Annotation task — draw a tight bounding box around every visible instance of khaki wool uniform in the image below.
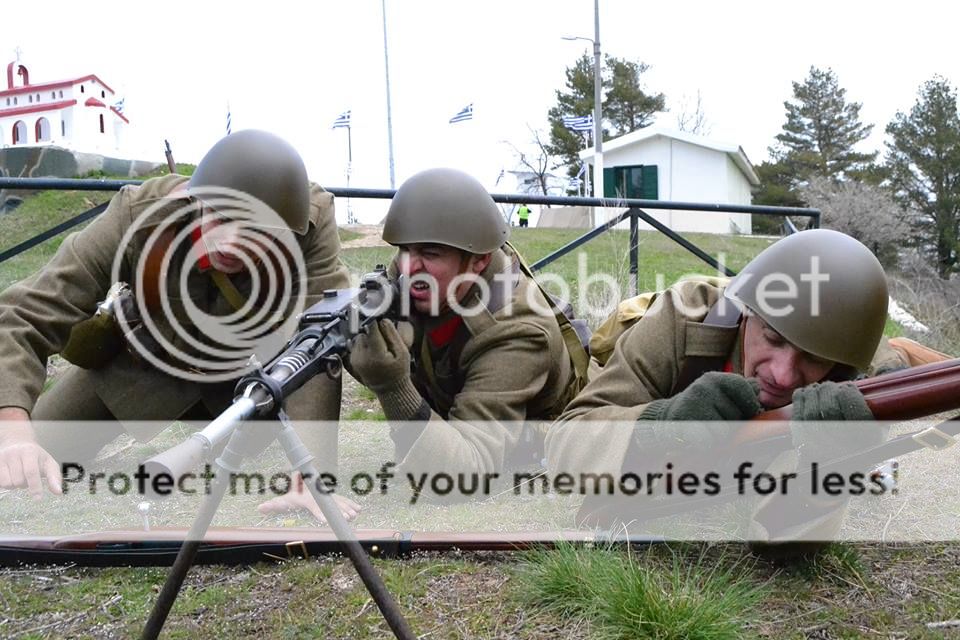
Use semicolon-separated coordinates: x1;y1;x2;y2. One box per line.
546;279;902;542
0;174;349;465
383;244;577;479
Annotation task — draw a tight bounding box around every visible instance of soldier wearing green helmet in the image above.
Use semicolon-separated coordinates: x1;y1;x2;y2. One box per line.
369;169;588;477
0;130;358;521
546;229;907;553
267;167;588;514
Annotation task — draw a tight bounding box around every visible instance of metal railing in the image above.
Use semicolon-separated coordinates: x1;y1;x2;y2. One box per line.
0;177;821;295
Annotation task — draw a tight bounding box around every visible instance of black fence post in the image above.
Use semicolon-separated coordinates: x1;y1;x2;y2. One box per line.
629;209;639;296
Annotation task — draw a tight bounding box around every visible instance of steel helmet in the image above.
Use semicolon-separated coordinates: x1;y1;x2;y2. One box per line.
724;229;888;371
382;168;509;253
188;129;311;235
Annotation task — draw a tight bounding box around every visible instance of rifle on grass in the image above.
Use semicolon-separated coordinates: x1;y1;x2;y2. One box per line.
0;529;664;567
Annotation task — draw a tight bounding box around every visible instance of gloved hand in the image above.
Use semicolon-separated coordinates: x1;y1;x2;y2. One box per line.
349;319;411;392
640;372;762;422
349;319;427;421
790;381;886;464
633;372;761;454
791;381;873;422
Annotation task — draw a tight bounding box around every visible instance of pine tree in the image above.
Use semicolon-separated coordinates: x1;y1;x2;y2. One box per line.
604;57;665;136
546;55;595;176
546;54;664;176
885;76;960;278
770;66;876;182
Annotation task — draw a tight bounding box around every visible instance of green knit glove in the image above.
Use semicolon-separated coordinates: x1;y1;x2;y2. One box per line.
790;381;884;463
640;372;762;422
791;381;873;422
349;319;427;420
632;372;761;454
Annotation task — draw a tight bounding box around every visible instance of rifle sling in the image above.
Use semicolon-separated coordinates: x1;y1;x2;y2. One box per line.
209;270;248;312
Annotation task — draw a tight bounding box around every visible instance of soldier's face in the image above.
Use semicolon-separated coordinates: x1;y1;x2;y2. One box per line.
397;244;490;315
200;207;261;274
742;315;835;409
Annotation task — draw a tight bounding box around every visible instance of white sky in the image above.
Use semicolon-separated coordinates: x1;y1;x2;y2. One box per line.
10;0;960;223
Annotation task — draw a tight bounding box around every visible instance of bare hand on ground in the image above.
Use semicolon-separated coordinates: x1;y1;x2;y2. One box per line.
257;471;361;523
0;408;62;498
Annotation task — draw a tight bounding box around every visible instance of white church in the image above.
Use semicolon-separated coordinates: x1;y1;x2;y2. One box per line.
0;57;128;153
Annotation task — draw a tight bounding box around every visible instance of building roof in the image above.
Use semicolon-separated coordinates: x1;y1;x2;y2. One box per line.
579;126;760;186
1;71;116;98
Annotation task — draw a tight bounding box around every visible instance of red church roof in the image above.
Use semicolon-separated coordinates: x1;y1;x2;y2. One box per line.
2;71;115;97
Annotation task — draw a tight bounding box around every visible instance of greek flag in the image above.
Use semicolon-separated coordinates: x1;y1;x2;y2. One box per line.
576;163;587;178
226;106;232;135
449;103;473;124
562;114;593;132
331;110;351;129
112;98;125;114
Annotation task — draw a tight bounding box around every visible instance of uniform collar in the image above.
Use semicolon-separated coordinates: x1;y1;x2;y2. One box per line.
190;224;213;273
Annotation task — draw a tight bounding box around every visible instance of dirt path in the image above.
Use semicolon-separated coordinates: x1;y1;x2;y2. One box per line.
341;225;389;249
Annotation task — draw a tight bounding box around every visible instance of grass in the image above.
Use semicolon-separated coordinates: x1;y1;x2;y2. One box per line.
337;227;363;244
515;543;766;640
0;195;945;639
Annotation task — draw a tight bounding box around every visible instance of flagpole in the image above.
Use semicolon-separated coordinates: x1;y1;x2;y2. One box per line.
381;0;396;189
346;124;355;224
583;132;591;199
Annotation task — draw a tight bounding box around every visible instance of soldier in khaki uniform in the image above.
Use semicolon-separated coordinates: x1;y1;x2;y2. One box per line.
547;229;897;552
0;130;357;519
261;168;587;514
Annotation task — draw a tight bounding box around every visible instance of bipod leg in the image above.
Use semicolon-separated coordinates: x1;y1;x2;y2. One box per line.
140;421;275;639
275;418;416;640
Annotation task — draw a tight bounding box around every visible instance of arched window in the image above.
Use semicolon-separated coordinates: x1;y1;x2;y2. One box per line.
58;90;63;98
12;121;27;145
99;113;105;134
35;117;51;142
80;85;85;94
100;90;105;98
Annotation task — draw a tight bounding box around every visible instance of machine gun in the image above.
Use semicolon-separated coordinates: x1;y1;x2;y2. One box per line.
140;265;416;640
143;265;403;480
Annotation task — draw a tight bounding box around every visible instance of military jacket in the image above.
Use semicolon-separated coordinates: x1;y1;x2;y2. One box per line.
0;174;349;425
390;245;576;476
545;279;902;543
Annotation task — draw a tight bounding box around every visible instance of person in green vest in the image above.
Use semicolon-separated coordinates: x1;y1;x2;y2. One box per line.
0;130;359;521
516;203;531;228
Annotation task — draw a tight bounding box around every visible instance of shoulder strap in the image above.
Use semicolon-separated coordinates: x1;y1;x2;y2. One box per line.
672;296;742;393
505;242;591;390
141;226;177;314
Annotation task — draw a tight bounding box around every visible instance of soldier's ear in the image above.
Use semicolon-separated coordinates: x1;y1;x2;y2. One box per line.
469;252;493;274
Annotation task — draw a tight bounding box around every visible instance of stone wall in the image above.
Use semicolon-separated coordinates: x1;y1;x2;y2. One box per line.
0;145;159;179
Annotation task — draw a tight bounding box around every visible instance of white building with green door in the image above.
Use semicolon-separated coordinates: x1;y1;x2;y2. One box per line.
579;127;759;234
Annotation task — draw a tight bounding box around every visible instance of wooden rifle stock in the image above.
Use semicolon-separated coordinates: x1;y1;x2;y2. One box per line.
736;357;960;444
